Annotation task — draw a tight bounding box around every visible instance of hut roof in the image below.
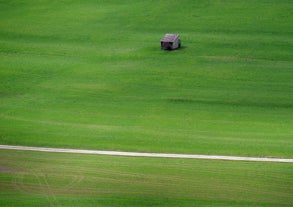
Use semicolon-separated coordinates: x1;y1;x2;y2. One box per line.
160;34;179;42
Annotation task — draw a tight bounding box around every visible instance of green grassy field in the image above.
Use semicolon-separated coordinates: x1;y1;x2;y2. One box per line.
1;0;293;157
0;150;292;207
0;0;293;206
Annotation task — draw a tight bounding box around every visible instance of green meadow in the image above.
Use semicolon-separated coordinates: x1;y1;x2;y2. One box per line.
0;0;293;206
1;0;293;157
0;150;292;207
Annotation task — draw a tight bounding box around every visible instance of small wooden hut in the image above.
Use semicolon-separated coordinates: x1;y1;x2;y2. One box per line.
160;34;181;50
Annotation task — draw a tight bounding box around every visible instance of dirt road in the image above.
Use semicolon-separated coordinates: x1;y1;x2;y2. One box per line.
0;144;292;163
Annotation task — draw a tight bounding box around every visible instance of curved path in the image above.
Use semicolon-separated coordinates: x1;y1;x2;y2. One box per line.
0;144;292;163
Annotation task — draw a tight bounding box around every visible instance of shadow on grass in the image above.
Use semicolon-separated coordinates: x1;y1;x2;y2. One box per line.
160;45;187;52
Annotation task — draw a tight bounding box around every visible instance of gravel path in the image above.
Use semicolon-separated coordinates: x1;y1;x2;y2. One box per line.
1;144;292;163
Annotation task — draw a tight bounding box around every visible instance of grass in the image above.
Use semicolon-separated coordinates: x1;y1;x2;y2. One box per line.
0;149;292;207
0;1;293;205
1;0;292;157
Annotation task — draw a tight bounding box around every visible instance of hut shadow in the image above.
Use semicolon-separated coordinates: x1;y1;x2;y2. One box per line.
161;45;187;51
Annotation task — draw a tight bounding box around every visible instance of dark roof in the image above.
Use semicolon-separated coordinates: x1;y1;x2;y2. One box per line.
160;34;179;42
